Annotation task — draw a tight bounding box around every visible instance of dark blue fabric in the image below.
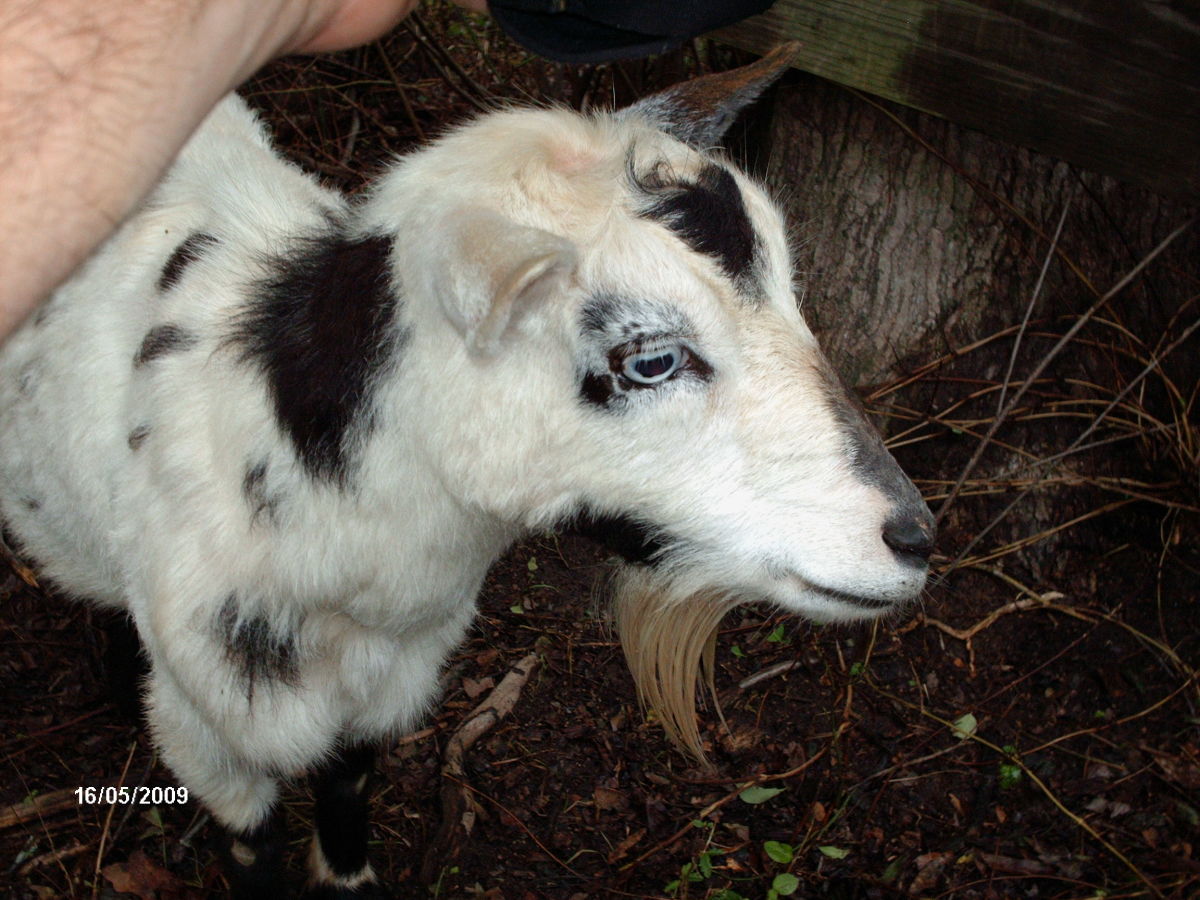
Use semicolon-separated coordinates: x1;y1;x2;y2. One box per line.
490;0;775;63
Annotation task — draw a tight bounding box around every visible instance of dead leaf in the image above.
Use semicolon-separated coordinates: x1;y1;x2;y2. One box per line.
910;851;952;893
101;850;182;899
475;648;500;667
462;676;495;699
593;786;625;811
605;828;646;863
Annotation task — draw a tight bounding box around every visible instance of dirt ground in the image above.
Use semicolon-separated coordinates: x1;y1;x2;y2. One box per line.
2;7;1197;899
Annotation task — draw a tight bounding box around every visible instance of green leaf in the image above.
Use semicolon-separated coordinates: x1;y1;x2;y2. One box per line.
509;604;524;615
998;762;1022;789
697;851;714;878
950;712;977;740
772;872;800;895
766;624;786;643
731;644;746;658
818;845;850;859
526;556;538;572
880;858;903;883
739;785;785;805
763;840;794;864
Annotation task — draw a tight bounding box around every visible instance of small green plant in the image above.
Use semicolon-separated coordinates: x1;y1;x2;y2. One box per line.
763;840;794;864
769;872;800;897
761;840;799;898
428;865;460;898
738;785;785;805
998;744;1023;789
766;623;787;644
663;821;718;896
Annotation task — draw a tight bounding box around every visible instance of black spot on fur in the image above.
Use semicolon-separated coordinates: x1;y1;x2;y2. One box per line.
158;232;217;292
311;744;376;882
242;459;277;525
218;594;299;695
562;508;667;565
19;497;40;512
127;423;151;450
580;371;619;408
133;324;197;368
17;363;39;397
635;161;758;291
230;233;405;484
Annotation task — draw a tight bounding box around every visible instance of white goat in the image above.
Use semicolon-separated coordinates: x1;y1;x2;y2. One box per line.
0;48;933;899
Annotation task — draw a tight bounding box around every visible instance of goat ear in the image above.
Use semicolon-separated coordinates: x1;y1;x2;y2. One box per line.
622;43;798;148
435;210;577;355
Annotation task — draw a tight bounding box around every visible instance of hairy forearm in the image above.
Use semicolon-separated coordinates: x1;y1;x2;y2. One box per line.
0;0;430;335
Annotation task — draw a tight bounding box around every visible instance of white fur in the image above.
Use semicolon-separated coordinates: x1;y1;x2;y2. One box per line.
0;94;928;835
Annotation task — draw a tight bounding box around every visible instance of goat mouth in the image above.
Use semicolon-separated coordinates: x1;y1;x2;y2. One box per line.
775;574;909;616
812;586;897;610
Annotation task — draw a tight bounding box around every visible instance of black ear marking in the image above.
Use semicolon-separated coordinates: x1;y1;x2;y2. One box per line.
229;231;407;485
622;43;798;148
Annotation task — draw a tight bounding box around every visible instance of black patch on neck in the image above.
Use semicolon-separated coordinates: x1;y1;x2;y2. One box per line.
634;161;758;291
561;508;667;566
230;233;404;484
158;232;217;292
133;324;197;368
217;594;300;697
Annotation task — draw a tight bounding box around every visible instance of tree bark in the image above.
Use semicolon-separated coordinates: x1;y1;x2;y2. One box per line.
764;74;1199;388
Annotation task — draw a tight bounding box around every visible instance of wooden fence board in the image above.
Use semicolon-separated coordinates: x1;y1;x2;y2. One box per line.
719;0;1200;199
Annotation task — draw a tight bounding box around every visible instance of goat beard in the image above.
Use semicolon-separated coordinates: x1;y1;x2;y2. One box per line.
612;565;740;764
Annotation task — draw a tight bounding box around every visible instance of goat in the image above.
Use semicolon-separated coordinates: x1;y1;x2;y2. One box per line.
0;47;933;898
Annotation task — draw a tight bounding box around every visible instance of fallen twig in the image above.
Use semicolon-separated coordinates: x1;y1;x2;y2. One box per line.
420;651;540;883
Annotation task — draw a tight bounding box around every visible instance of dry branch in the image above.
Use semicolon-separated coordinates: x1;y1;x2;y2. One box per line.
420;652;539;883
0;786;96;831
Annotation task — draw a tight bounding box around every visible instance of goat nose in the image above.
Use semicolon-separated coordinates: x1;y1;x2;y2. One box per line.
883;514;935;564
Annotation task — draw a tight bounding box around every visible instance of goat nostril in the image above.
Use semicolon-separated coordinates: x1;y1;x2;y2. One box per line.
883;516;935;563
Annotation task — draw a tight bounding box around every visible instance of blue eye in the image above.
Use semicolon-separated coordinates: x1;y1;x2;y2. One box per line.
622;345;687;385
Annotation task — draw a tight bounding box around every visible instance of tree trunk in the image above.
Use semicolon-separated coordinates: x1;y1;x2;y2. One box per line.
764;73;1199;387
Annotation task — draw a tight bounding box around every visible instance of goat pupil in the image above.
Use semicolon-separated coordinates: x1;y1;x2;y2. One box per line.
636;353;674;378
